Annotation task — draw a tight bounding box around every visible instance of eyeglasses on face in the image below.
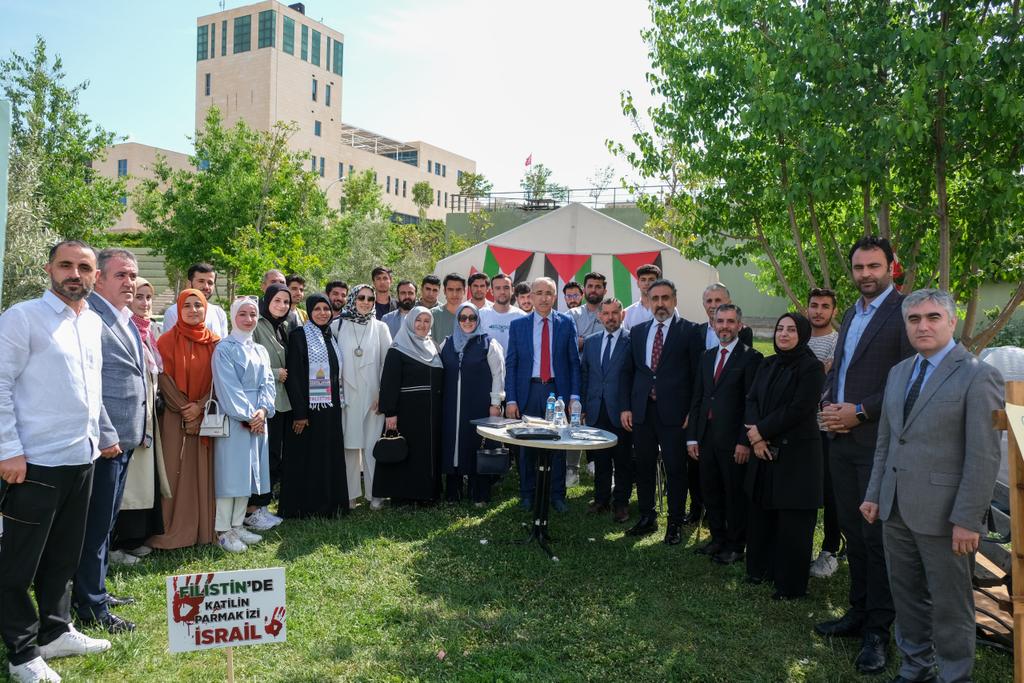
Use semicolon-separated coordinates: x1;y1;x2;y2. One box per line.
355;295;375;302
564;293;582;300
458;315;478;322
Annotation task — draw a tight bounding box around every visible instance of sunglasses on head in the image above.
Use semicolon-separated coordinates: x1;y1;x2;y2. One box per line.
458;315;478;322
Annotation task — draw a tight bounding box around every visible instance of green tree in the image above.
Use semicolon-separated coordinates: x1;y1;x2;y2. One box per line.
456;171;493;200
456;171;495;240
133;107;334;299
615;0;1024;351
3;146;59;309
411;181;433;223
1;36;125;242
520;164;553;200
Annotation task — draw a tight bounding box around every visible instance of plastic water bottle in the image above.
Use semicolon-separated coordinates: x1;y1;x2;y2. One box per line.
570;400;582;428
554;396;566;428
545;393;556;423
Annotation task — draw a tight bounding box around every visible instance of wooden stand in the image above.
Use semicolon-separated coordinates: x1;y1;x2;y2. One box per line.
995;381;1023;682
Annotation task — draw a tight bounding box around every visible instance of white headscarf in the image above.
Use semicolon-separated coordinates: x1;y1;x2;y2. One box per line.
229;296;259;345
391;306;442;367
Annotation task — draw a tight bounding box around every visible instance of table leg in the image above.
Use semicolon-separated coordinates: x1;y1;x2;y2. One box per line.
516;448;557;559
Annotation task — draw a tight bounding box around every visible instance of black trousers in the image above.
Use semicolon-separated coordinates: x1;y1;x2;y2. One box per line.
0;462;93;665
746;503;817;597
686;445;703;515
819;433;841;554
633;399;686;524
250;410;289;508
831;436;895;637
698;440;747;551
592;409;633;507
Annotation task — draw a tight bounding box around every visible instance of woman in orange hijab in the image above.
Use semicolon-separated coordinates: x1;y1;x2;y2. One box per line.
148;290;220;550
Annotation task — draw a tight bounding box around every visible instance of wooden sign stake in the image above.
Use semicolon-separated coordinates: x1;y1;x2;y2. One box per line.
226;646;235;683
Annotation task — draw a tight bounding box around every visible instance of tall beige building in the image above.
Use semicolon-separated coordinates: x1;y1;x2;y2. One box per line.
194;0;474;221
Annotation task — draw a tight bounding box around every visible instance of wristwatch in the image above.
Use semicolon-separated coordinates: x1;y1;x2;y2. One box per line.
855;403;868;423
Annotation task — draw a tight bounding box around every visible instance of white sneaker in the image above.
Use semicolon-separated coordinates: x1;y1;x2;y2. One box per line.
9;657;62;682
809;550;839;578
38;625;111;659
369;497;384;511
260;507;283;527
108;550;140;566
235;527;262;545
565;469;580;488
349;498;361;510
218;530;247;553
127;545;152;558
243;509;275;531
586;461;596;476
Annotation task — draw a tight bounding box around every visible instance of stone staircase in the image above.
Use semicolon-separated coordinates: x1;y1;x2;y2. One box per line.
133;247;178;318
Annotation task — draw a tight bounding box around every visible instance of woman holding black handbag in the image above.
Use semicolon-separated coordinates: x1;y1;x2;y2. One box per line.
375;307;444;504
743;312;825;599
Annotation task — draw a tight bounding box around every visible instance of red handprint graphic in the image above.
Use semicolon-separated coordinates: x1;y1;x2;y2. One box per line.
171;574;214;624
264;606;286;637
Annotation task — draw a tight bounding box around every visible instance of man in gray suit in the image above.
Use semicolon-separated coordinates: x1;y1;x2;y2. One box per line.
73;248;147;634
861;289;1003;683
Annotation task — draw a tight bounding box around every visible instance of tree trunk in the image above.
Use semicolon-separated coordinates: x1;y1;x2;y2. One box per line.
778;155;816;288
966;281;1024;353
960;283;980;345
753;215;803;310
807;194;831;289
862;182;872;235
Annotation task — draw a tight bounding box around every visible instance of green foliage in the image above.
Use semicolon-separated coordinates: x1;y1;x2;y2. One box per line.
615;1;1024;351
0;36;125;242
520;163;553;200
411;180;433;223
456;171;493;198
134;108;334;298
2;145;58;309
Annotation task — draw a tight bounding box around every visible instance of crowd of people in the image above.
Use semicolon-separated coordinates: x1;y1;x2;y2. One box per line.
0;237;1005;683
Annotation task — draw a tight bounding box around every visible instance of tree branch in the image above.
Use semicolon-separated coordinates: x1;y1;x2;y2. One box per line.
807;194;831;288
753;215;803;310
967;281;1024;353
779;154;817;288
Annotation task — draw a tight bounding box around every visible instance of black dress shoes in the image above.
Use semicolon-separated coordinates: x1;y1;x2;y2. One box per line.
889;676;936;683
682;508;703;525
83;612;136;634
854;633;888;675
814;611;865;638
626;516;657;537
696;539;723;556
663;524;682;545
105;594;136;607
613;505;629;523
712;549;744;565
587;501;611;515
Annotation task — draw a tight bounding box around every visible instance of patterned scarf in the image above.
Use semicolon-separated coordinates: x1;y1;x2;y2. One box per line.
340;284;375;325
303;293;334;410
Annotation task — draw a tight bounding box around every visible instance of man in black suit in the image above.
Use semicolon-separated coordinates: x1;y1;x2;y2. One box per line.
620;279;702;545
814;237;914;676
686;304;762;564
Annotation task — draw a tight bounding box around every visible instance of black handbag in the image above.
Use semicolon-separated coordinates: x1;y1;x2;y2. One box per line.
476;439;510;475
373;430;408;464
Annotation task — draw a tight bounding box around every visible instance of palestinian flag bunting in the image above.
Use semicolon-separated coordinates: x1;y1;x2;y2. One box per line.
481;245;535;284
544;253;592;310
611;251;662;307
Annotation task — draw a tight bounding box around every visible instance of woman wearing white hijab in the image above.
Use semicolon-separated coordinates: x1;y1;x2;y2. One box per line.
376;307;444;504
211;296;276;552
338;284;393;510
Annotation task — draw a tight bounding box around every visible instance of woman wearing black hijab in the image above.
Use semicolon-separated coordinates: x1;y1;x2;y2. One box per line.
280;293;349;518
743;312;825;599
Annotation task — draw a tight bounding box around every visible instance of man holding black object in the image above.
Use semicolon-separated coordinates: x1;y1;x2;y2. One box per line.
687;304;762;564
620;279;702;545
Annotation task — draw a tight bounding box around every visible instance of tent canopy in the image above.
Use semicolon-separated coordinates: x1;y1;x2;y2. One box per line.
434;203;719;320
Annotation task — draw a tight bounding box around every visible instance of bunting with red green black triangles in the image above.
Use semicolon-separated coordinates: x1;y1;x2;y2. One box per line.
611;251;662;307
544;253;592;310
481;245;535;284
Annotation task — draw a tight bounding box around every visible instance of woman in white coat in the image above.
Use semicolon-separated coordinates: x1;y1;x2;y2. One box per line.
337;284;392;510
211;297;277;552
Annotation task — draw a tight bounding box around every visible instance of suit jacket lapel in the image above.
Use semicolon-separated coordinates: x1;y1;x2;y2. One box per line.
849;293;900;367
91;293;136;361
902;345;965;432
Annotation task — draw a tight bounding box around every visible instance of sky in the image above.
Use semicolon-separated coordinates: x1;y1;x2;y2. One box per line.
0;0;658;193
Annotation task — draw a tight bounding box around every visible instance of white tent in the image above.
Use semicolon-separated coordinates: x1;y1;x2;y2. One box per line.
434;203;719;320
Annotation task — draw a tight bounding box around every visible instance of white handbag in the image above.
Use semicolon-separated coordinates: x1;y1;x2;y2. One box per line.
199;398;230;438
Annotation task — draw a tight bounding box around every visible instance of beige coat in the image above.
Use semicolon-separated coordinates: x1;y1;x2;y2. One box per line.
338;318;391;449
121;357;171;510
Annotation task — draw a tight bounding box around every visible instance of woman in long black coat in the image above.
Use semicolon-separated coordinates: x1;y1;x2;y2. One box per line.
744;312;825;599
280;294;348;519
376;307;444;503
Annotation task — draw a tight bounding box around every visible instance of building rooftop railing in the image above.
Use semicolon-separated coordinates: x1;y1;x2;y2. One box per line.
450;184;673;213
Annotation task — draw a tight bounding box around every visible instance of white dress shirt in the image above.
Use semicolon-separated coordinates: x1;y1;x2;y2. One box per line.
530;311;557;378
599;327;623;360
0;291;106;465
644;314;677;367
623;301;681;331
163;300;229;338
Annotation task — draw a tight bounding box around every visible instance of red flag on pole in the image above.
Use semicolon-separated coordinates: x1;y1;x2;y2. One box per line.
525;154;532;167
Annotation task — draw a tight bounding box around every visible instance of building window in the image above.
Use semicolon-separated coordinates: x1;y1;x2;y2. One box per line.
310;30;321;66
319;157;325;177
326;38;331;68
442;164;447;178
210;22;215;57
221;20;227;56
349;164;354;176
118;195;127;206
233;15;251;53
457;170;463;183
300;25;308;60
338;162;344;179
325;83;331;107
197;25;209;60
117;159;128;177
427;160;432;173
204;73;211;96
386;176;391;193
437;190;441;206
332;41;344;76
402;180;407;197
444;192;448;208
311;156;316;172
314;120;321;137
311;78;317;102
199;159;210;170
257;10;275;48
282;16;295;54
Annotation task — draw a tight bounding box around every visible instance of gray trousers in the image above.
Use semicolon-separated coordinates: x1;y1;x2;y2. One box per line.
884;501;975;683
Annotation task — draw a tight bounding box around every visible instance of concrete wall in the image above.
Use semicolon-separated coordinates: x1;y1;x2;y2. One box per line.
94;142;193;232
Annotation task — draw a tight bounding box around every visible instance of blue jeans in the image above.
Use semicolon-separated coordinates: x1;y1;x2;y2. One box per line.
516;382;566;504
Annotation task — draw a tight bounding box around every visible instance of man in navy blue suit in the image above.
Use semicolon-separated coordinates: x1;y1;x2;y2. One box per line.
620;279;702;545
580;297;633;523
505;277;581;512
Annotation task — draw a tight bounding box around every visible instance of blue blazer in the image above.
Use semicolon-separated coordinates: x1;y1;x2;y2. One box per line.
580;328;631;429
505;311;581;408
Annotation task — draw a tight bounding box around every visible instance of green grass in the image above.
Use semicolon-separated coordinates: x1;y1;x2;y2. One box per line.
8;475;1011;682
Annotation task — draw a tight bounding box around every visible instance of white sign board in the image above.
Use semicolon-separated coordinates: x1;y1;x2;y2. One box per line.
1007;402;1024;462
166;567;286;653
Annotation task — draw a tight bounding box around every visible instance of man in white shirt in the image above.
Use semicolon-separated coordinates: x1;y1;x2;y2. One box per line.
0;241;114;683
622;263;664;330
162;263;228;336
478;273;524;350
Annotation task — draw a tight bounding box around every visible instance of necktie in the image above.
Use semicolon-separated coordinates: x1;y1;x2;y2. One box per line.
713;347;729;383
601;333;613;370
540;317;552;382
649;323;664;400
903;358;929;422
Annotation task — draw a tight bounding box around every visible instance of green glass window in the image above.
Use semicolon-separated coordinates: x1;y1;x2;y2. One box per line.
209;22;215;57
282;16;295;55
257;10;275;48
332;41;343;76
197;25;209;61
221;20;227;56
300;25;308;60
233;15;251;54
310;30;321;66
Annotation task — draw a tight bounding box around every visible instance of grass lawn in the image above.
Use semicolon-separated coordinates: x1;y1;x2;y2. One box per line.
12;473;1012;683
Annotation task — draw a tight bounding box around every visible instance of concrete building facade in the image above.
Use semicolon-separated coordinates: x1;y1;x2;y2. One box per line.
95;142;192;233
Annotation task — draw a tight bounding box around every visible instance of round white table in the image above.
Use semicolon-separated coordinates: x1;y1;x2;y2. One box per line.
476;424;618;560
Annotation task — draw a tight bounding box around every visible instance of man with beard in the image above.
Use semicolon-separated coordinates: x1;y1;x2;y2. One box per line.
479;273;525;351
562;281;584;310
381;280;418;338
286;274;307;325
325;280;348;316
417;275;441;309
569;272;606;351
697;284;752;350
371;266;398;320
623;264;678;330
162;263;228;336
514;282;533;313
430;274;466;345
467;272;494;310
0;241;116;683
814;237;913;676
